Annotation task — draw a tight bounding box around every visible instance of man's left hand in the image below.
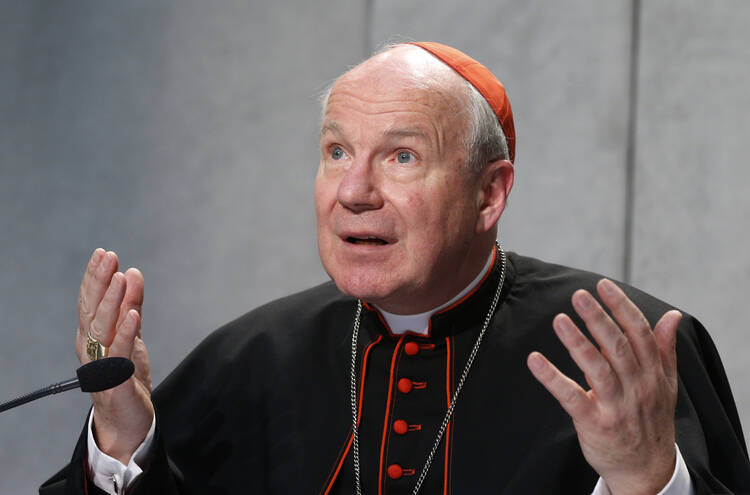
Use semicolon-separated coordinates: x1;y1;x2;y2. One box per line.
527;278;681;495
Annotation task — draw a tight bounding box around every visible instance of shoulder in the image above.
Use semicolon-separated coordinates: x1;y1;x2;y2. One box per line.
195;280;356;358
504;251;716;361
153;281;356;407
506;252;678;323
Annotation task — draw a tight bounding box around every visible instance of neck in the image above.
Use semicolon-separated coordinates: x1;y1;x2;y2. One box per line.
374;247;495;335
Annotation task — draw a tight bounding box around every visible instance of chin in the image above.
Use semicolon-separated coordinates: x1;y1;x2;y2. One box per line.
329;267;400;304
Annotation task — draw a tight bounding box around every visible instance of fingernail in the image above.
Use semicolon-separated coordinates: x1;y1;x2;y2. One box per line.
574;292;593;310
528;353;544;371
99;253;112;270
92;249;104;265
600;279;616;295
555;315;572;336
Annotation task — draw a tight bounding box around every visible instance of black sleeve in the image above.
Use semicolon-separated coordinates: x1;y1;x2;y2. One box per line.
674;316;750;494
38;417;99;495
40;312;272;495
39;409;184;495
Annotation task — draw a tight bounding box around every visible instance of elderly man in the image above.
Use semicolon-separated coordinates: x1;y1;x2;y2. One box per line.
42;42;749;494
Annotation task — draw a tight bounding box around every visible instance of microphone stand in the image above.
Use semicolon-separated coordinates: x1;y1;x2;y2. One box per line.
0;357;135;414
0;378;81;413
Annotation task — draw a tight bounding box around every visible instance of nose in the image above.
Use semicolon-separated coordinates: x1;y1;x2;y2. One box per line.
336;157;384;213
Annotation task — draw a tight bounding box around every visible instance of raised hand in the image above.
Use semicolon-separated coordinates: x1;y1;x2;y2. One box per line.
75;248;154;464
527;278;681;495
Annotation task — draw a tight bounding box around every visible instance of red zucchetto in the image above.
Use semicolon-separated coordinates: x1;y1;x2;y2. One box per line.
409;41;516;163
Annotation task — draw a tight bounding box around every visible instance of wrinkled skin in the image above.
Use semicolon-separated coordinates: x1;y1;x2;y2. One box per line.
75;249;152;464
315;45;512;314
528;279;680;494
74;45;678;494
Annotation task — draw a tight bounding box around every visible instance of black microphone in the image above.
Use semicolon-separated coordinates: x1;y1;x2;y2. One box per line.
0;357;135;413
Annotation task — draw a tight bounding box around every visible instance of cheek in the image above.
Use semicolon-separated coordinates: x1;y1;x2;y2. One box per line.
396;192;428;233
314;174;344;265
415;185;476;240
314;173;336;217
404;192;424;210
315;183;335;267
314;188;334;248
402;181;467;225
397;191;448;250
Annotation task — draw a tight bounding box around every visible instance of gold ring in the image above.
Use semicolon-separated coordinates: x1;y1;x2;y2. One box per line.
86;331;108;361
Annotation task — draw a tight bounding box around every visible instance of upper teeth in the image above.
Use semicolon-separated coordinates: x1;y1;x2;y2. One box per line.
350;236;384;244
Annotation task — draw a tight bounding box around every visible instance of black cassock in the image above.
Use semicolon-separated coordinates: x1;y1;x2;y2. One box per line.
41;252;750;494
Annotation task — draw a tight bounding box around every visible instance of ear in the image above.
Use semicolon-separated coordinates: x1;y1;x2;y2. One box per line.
475;159;514;234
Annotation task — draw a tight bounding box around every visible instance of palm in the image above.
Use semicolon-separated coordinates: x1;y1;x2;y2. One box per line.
75;249;154;464
528;279;680;495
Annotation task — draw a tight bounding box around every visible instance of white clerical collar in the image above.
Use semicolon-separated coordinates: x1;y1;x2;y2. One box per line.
374;249;495;336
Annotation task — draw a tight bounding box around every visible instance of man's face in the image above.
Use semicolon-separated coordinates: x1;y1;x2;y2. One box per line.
315;48;486;314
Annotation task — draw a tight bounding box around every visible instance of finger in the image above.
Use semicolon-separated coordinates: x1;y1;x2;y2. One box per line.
527;351;593;419
109;309;140;360
132;336;152;392
77;249;106;330
552;314;621;401
81;249;106;288
89;272;127;347
597;279;660;370
111;311;152;393
571;289;640;380
78;250;119;334
653;310;681;385
116;268;145;335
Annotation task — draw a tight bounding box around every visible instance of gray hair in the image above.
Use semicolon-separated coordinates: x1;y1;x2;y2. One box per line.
318;45;510;176
463;80;510;175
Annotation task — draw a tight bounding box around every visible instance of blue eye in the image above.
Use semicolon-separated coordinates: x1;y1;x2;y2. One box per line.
397;151;413;163
331;147;344;160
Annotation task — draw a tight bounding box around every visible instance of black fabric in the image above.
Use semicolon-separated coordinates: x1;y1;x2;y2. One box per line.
40;253;750;494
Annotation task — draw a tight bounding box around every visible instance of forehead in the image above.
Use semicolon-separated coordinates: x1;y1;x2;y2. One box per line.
322;47;470;137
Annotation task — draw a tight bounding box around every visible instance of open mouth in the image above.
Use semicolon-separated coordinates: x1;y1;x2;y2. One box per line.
346;236;388;246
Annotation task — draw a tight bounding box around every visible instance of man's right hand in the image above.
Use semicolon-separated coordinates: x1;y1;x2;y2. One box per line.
75;248;154;465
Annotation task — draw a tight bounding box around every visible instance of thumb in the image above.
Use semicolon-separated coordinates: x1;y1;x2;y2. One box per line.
132;336;152;392
654;310;681;385
109;309;140;359
110;310;152;393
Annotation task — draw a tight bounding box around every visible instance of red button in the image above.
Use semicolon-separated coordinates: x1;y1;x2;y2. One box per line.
404;342;419;356
387;464;403;479
397;378;413;394
393;419;408;435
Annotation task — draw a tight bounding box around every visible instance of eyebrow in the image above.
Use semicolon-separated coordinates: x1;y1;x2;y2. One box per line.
320;121;341;138
383;127;429;141
320;121;429;142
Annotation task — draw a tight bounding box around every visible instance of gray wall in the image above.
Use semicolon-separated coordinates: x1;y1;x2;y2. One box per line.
1;1;747;492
